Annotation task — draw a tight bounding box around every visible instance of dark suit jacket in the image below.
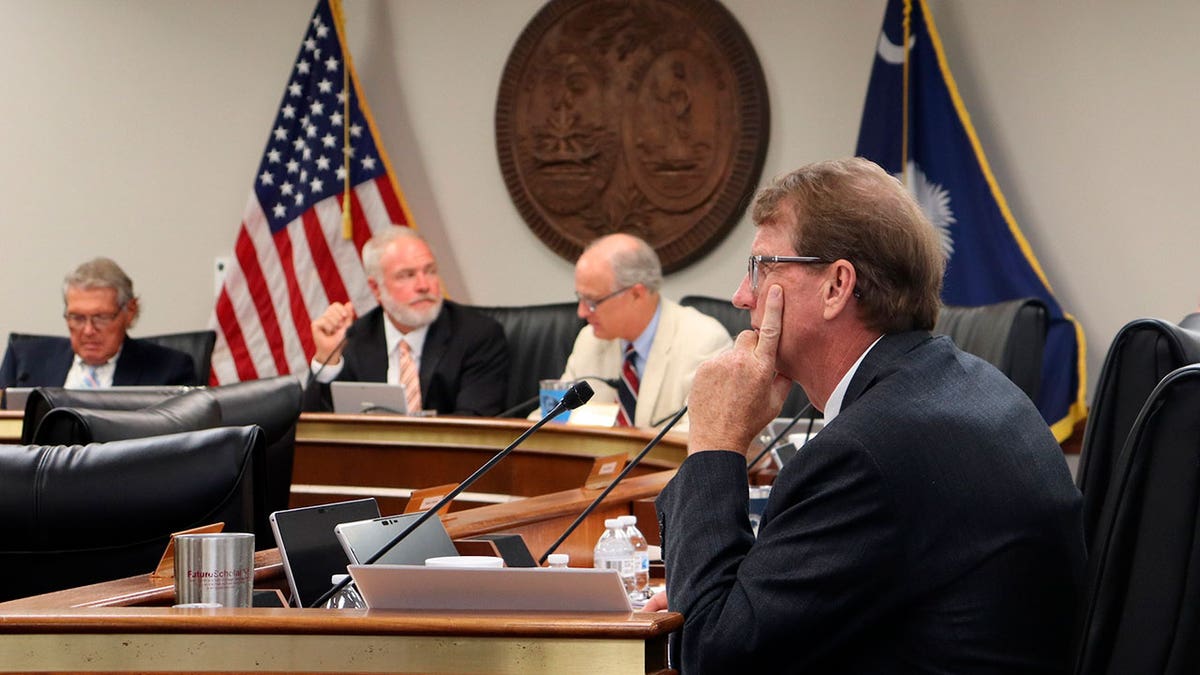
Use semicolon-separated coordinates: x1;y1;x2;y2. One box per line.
303;301;510;416
656;332;1086;674
0;335;196;388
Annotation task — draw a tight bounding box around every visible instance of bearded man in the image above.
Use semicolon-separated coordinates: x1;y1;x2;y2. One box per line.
302;226;509;416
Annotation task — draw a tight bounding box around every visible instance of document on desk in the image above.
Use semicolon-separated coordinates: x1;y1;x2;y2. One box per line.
348;564;633;613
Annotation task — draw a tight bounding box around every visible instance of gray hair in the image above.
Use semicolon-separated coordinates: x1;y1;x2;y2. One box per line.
361;226;427;279
62;257;137;308
587;234;663;293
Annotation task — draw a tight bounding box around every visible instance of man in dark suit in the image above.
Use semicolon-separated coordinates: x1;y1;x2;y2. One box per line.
0;258;196;389
649;158;1085;673
303;226;509;416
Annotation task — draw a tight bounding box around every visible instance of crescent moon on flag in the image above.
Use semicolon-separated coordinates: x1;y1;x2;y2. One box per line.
876;32;915;65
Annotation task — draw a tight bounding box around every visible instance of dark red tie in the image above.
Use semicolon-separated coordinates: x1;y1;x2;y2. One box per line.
616;343;639;427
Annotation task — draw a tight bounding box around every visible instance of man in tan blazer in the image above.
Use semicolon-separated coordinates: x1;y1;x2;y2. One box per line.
559;233;731;428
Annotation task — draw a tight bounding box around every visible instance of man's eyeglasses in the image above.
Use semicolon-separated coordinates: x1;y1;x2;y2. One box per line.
575;286;633;313
64;310;122;330
747;255;828;294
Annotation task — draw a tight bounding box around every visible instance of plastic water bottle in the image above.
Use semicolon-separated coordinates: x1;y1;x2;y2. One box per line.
323;574;366;609
593;518;636;593
546;553;570;569
619;515;650;600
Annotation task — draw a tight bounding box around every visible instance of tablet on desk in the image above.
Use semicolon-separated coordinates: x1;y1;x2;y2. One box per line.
330;381;409;415
269;498;381;608
334;511;459;566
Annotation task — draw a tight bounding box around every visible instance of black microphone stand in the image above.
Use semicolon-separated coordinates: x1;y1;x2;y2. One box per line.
537;403;688;565
309;381;595;608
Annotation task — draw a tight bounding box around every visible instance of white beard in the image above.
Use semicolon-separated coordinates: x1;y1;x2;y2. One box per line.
379;292;443;330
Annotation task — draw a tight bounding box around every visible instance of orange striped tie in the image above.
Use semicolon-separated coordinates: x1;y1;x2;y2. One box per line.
398;341;423;413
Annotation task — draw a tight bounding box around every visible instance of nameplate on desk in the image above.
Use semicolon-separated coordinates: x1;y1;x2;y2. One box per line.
583;452;629;490
348;564;633;613
405;483;459;513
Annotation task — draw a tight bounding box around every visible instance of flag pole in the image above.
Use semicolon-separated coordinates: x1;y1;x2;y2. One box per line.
333;0;353;240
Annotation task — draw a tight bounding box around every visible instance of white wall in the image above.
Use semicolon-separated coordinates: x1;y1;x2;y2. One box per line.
1;0;1197;405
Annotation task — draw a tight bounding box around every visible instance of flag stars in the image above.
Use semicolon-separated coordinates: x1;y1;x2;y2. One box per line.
304;38;316;52
292;138;306;152
361;155;377;170
350;123;362;138
267;149;281;164
310;101;324;116
311;178;324;193
273;203;286;218
281;104;296;119
259;170;274;186
330;112;343;127
336;89;347;104
322;133;336;148
281;182;294;196
286;160;299;174
294;193;305;206
305;124;318;138
316;155;331;170
302;147;312;161
297;59;311;75
318;79;333;94
325;56;340;71
336;164;347;180
273;126;288;141
316;24;329;38
288;82;302;97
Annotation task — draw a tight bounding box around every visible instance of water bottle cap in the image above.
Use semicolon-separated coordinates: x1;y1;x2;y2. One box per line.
547;553;569;566
618;515;636;526
604;518;620;528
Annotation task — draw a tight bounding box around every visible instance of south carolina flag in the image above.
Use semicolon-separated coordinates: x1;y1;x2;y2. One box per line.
855;0;1087;441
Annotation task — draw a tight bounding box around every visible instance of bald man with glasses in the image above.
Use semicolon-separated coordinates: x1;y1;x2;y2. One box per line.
0;257;196;389
554;233;731;429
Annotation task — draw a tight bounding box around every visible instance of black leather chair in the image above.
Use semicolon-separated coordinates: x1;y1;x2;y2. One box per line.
6;330;214;387
20;385;192;443
141;330;217;385
933;298;1048;402
205;376;304;544
1072;364;1200;674
26;377;303;548
0;425;262;602
1180;312;1200;331
470;302;585;417
30;388;222;445
1076;319;1200;551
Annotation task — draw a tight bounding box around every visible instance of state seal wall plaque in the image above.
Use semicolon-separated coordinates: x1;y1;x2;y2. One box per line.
495;0;769;273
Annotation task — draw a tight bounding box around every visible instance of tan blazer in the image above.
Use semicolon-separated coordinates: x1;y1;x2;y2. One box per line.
559;298;732;428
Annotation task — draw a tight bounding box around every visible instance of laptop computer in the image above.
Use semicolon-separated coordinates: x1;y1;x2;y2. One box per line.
348;564;633;613
334;511;460;566
329;381;409;415
268;498;381;608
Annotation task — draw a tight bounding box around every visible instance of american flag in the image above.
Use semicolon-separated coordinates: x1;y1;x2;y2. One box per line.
209;0;412;385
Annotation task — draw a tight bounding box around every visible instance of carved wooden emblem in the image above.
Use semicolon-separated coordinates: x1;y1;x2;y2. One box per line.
496;0;769;272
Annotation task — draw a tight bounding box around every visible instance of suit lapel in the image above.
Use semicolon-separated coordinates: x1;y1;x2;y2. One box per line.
112;338;138;386
419;303;453;394
635;300;675;427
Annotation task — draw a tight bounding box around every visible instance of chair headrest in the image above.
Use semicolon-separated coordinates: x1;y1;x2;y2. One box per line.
32;388;221;445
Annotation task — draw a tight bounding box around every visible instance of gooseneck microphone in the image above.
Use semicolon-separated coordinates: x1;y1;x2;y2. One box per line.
309;380;595;608
746;402;817;472
537;403;688;565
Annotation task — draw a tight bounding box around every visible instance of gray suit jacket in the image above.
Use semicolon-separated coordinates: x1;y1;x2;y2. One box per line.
656;331;1085;674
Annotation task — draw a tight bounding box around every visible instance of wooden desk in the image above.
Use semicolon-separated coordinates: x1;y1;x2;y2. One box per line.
0;411;19;443
0;474;682;674
293;413;684;511
0;607;680;674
